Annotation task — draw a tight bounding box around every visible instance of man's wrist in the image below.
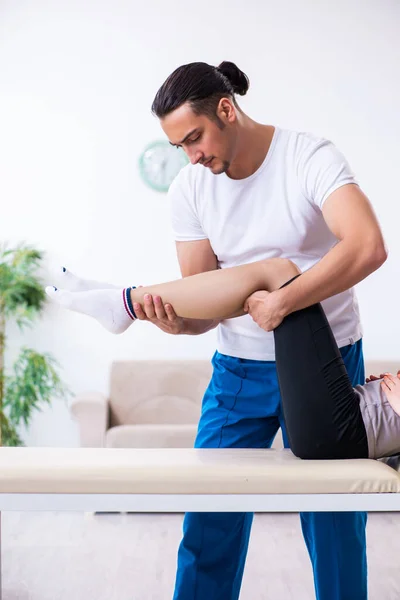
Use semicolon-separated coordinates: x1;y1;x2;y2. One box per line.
276;286;295;318
182;317;219;336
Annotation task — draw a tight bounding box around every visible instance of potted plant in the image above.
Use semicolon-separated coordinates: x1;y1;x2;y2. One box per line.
0;243;69;446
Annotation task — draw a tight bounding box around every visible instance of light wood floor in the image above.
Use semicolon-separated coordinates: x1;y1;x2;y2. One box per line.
2;511;399;599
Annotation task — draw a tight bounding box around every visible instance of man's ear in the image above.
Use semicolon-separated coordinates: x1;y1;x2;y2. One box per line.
216;97;236;124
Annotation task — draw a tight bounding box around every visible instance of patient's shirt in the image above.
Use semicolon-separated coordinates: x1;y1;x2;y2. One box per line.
355;379;400;458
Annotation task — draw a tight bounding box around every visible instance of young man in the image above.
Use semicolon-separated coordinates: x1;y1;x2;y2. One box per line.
134;61;387;599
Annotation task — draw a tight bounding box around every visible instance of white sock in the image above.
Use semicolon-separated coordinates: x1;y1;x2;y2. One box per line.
59;267;119;292
45;286;136;334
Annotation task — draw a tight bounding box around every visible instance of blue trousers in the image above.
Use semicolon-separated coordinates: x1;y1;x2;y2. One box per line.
173;340;367;600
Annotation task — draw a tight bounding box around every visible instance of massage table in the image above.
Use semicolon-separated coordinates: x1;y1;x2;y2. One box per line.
0;447;399;598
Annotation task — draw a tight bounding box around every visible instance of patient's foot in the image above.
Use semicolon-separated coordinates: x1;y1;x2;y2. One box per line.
59;267;119;292
45;286;136;334
381;371;400;416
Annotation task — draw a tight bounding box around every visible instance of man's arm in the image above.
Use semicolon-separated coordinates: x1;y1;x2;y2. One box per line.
280;184;387;311
176;239;221;334
133;238;221;335
246;184;387;331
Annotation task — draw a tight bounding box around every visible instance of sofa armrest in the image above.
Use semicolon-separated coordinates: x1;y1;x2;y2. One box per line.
68;392;110;448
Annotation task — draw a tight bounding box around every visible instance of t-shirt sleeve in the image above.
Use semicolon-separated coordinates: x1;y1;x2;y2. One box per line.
300;137;358;210
168;171;208;242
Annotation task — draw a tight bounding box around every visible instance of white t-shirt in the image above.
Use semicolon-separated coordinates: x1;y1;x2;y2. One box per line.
168;127;363;361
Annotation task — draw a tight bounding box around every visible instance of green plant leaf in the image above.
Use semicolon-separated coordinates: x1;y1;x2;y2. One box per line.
4;347;70;427
0;242;70;447
0;243;46;324
0;413;24;446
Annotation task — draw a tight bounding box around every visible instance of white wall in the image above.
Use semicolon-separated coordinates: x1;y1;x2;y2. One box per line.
0;0;399;446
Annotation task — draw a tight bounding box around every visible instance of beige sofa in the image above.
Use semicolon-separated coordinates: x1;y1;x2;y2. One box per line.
69;361;212;449
69;359;399;450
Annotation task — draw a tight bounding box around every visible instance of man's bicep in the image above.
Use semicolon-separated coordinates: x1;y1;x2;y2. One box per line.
322;183;386;245
176;239;218;277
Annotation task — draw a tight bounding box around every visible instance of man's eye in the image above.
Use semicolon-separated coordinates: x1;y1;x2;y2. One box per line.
187;135;200;144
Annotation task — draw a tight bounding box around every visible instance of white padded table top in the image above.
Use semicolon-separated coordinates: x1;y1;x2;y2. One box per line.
0;447;399;495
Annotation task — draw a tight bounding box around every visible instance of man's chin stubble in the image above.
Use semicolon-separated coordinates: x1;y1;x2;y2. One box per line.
212;161;230;175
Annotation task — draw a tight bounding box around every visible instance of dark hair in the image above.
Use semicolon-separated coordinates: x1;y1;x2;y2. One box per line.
151;61;250;121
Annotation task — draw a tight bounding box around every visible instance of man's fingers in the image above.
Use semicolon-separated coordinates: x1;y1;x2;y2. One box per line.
143;294;156;319
132;294;179;327
244;299;253;314
165;304;177;322
153;296;167;320
133;303;147;321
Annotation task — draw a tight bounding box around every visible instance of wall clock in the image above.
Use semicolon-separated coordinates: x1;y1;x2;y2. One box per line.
138;140;189;193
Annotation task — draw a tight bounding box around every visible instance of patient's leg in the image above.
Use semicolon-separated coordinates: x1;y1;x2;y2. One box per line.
130;258;300;320
45;258;300;334
274;285;369;460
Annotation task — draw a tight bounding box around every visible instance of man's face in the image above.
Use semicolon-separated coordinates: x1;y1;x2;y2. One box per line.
161;101;237;175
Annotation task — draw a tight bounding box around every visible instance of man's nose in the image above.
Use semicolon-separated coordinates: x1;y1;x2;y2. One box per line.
189;150;203;165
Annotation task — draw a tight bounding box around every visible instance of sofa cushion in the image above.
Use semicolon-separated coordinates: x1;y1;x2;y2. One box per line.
105;424;198;449
108;360;212;426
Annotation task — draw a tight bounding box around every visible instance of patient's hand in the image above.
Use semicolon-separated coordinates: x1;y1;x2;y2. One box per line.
380;371;400;416
366;373;386;383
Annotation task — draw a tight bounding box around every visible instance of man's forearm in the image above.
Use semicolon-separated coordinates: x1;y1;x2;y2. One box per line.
280;239;387;314
181;317;220;335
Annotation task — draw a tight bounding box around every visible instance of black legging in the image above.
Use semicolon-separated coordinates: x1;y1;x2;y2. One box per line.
274;277;369;460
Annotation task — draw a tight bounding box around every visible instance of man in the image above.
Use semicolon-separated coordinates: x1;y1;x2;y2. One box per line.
133;61;387;600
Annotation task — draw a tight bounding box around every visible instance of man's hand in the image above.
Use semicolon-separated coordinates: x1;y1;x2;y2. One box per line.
133;294;185;335
244;289;288;332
